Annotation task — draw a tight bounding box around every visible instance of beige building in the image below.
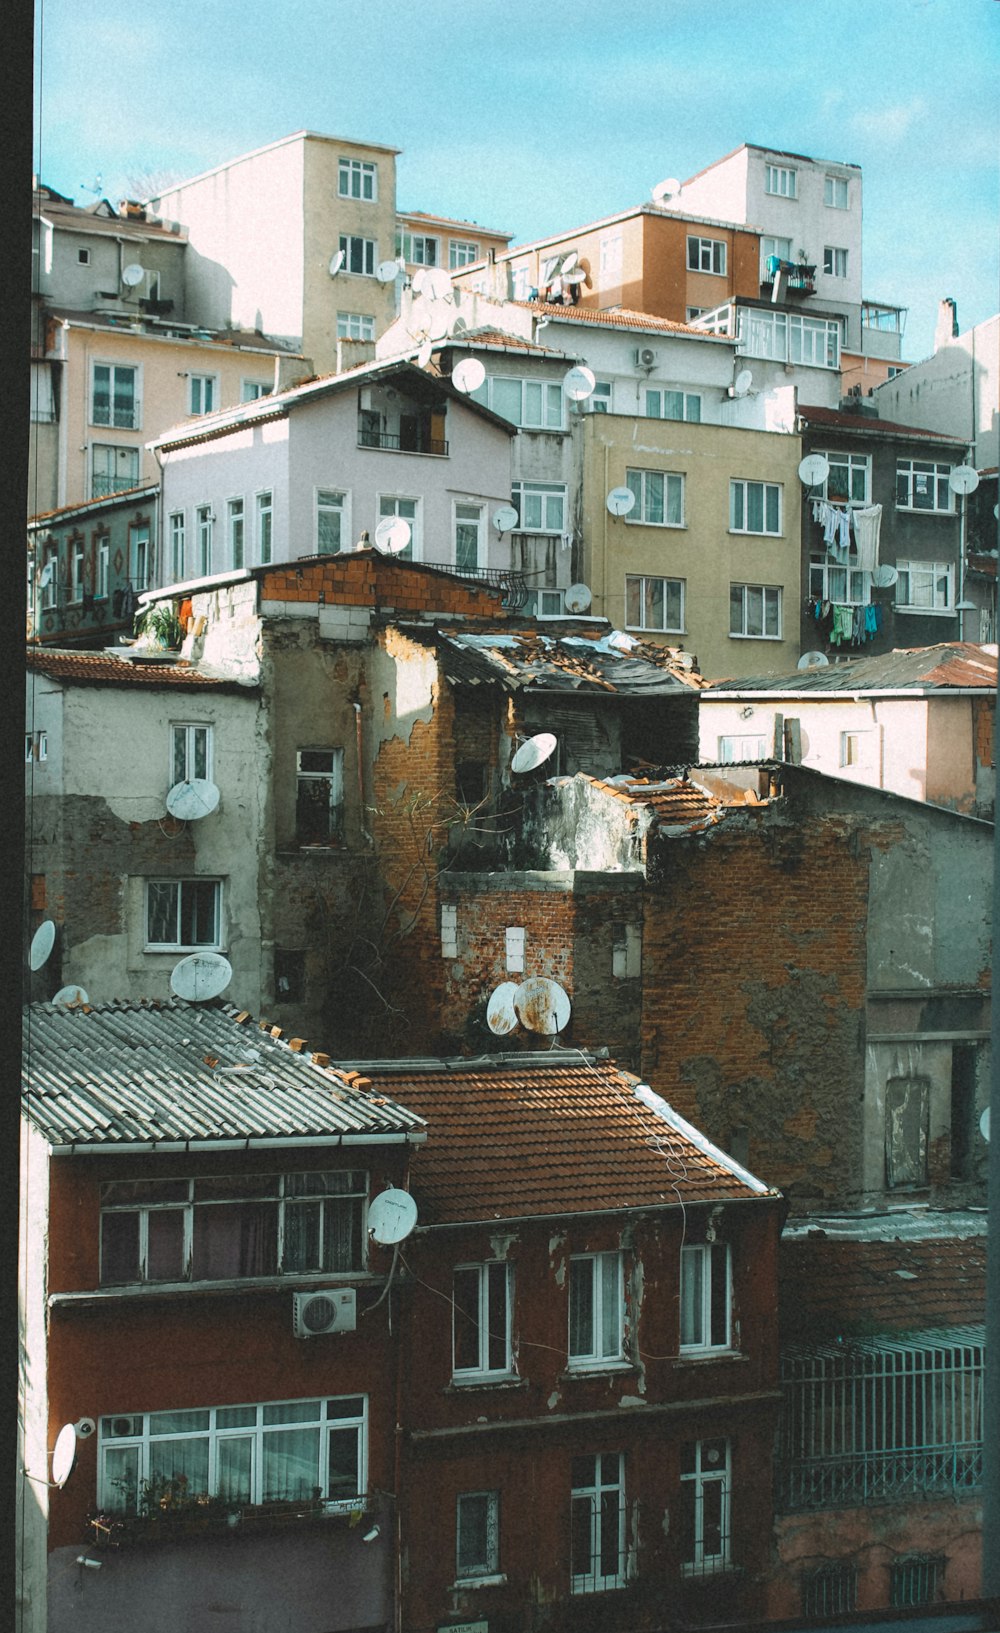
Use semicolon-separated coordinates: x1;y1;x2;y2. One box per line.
580;412;804;679
395;209;511;276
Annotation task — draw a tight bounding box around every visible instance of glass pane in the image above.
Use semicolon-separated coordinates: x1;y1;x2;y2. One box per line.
101;1211;140;1283
148;1436;210;1498
745;587;764;637
710;1245;729;1345
746;485;764;532
569;1258;594;1356
193;730;208;781
625;577;642;626
453;1267;481;1370
181;880;218;945
666;476;683;526
149;1409;210;1435
217;1436;253;1502
702;1478;724;1557
103;1444;140;1512
191;1202;278;1278
599;1489;619;1575
600;1254;620;1356
147;1208;186;1281
764;590;780;637
729;586;744;635
645;472;664;524
283;1200;321;1270
731;485;745;530
458;1493;489;1573
571;1492;595;1578
492;379;522;424
217;1406;256;1429
644;578;664;630
765;487;779;532
327;1426;359;1497
93;365;111;424
172;729;186;785
263;1401;320;1425
147;881;178;944
523;381;542;424
262;1426;320;1501
572;1454;596;1488
486;1262;508;1371
317;508;341;552
326;1396;364;1420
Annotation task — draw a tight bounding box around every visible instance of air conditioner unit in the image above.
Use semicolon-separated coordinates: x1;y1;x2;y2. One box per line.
292;1288;357;1338
634;347;658;369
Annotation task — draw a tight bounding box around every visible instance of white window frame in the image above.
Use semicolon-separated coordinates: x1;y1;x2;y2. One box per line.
510;481;565;535
396;231;438;267
377;493;421;559
824;175;849;210
91;443;140;500
686;306;710;323
144;878;222;951
679;1243;732;1353
587;381;613;414
729;479;782;536
338;157;377;201
196;505;213;576
452;1261;513;1381
454;501;484;572
316;488;349;554
645;388;701;423
98;1394;368;1514
612;921;642;980
765;164;797;198
256;490;273;565
96;535;110;600
680;1438;731;1574
227;497;245;570
129;523;150;590
40;543;59;610
823;246;848;278
472;375;565;430
730;583;782;640
840;729;872;769
819;451;870;506
449;240;479;269
625;574;684;635
718;734;768;763
69;539;84;603
568;1251;625;1369
760;236;793;277
456;1490;501;1581
169;512;186;581
170;722;213;785
809;556;871;605
296;748;345;846
737;309;840;370
529;588;568;618
339;235;376;277
626;468;685;528
336;311;376;341
571;1452;626;1594
511;266;531;302
189;374;218;416
895;560;955;613
687;236;727;275
896;460;954;514
91;361;140;430
241;379;271;402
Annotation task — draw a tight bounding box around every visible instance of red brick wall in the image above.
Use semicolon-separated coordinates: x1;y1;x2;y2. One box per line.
259;553;508;620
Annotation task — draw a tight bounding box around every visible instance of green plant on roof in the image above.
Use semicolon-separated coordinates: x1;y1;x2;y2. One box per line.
135;602;183;648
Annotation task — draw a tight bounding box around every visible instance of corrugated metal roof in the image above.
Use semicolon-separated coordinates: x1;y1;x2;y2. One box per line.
705;643;997;697
433;629;702;697
22;1000;425;1150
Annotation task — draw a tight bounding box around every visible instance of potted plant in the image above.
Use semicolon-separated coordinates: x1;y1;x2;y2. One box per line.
134;603;183;650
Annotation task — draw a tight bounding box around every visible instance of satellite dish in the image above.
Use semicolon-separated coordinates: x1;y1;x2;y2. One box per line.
562;268;586;285
424;268;453;301
730;369;754;399
52;985;89;1008
121;262;145;288
328;250;345;278
560;253;581;275
367;1187;418;1244
376;258;401;284
798;454;830;488
652;177;681;204
374;516;411;554
493;504;519;533
564;583;592;614
416;338;433;368
514;976;571;1036
452;357;486;394
410;267;427;295
29;920;56;970
511;732;557;774
981;1106;990;1143
949;465;980;495
52;1424;78;1489
486;982;520;1036
170;952;233;1002
871;564;899;588
166;778;220;821
606;486;636;516
39;561;54;588
797;651;830;669
563;365;596;402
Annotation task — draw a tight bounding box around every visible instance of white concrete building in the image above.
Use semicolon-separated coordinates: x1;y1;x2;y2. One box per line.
874;303;1000;471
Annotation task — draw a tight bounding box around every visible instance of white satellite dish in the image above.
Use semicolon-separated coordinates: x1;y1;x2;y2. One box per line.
511;732;557;774
410;267;427;295
560;252;581;275
416;338;433;368
452;357;486;394
981;1106;990;1143
562;267;585;285
367;1187;418;1244
52;1424;79;1489
166;778;220;821
493;504;519;533
514;976;571;1036
949;465;980;496
798;454;830;488
376;258;401;284
39;561;54;588
486;982;520;1036
424;268;453;301
52;985;89;1008
29;920;56;970
374;516;411;555
652;177;681;204
121;262;145;288
564;583;592;615
729;369;754;399
563;365;596;402
606;486;636;516
328;250;345;278
871;564;899;588
170;952;233;1002
797;651;830;669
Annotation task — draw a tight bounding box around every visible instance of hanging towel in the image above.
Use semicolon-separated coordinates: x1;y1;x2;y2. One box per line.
853;504;883;573
830;605;854;645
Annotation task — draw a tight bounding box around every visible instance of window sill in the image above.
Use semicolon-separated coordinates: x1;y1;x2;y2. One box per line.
681;1561;739;1581
625;521;686;530
895;606;956;617
143;946;225;956
445;1376;525;1394
895;507;954;517
452;1574;507;1590
561;1360;637;1379
50;1272;380;1310
728;531;783;540
728;634;783;642
674;1348;746;1366
625;627;687;638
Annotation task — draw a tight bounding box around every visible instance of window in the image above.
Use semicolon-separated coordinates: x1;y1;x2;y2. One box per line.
625;575;684;634
454;502;484;571
145;878;221;950
227;498;245;569
569;1252;625;1367
730;584;782;640
69;540;84;602
760;235;792;276
687;236;727;275
25;732;48;763
686;307;710;323
241;380;271;402
129;524;150;590
256;491;273;565
189;374;217;416
809;555;871;605
30;362;55;423
820;451;870;505
470;375;564;430
840;730;871;769
296;749;344;846
396;232;438;266
99;1394;367;1514
377;494;420;558
718;734;768;763
765;164;796;197
626;468;684;527
526;587;567;618
823;246;848;278
91;444;139;499
730;479;781;535
92;363;139;429
737;309;840;369
100;1170;366;1286
803;1564;857;1617
571;1453;625;1593
24;734;33;763
337;311;376;341
588;381;612;413
40;543;59;609
441;904;458;958
171;723;212;785
196;506;213;576
456;1491;500;1580
511;266;531;302
78;246;91;265
895;560;954;612
896;460;954;513
317;489;347;554
511;481;565;534
680;1243;731;1352
680;1438;731;1573
339;235;376;277
612;922;642;979
96;536;109;600
338;157;377;200
891;1557;945;1608
885;1075;930;1187
452;1262;512;1379
824;174;849;209
600;233;623;275
449;240;479;269
645;388;701;423
169;512;185;581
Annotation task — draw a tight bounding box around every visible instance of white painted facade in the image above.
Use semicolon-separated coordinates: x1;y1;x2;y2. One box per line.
874;312;1000;470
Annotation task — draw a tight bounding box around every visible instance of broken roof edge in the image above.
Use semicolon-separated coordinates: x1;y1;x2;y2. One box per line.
633;1084;777;1197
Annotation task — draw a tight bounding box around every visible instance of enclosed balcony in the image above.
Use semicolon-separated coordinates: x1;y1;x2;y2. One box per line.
357;380;449;456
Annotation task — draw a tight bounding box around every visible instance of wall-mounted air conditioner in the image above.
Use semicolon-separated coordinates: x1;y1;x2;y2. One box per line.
634;347;658;369
292;1288;357;1337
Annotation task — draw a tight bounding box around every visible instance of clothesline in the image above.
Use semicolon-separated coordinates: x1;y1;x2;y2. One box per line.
811;500;883;573
807;597;884;646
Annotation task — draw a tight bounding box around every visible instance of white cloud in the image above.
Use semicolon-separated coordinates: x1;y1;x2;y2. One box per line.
851;99;928;144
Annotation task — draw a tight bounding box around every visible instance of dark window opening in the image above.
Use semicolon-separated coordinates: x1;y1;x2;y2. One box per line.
950;1045;977;1179
275;949;306;1005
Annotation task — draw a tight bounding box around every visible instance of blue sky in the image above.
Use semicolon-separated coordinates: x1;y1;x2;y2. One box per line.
33;0;998;361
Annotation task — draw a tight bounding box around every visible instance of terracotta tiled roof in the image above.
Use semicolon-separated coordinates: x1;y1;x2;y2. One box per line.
25;649;239;688
779;1226;987;1341
514;302;726;338
28;485;158;527
363;1056;774;1225
448;329;572;357
799;402;967;444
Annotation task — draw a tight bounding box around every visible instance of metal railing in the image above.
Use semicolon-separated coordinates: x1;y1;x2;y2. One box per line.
357;426;448;456
421;559;529;609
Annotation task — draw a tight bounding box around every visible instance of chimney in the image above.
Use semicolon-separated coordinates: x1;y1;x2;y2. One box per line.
934;297;958;351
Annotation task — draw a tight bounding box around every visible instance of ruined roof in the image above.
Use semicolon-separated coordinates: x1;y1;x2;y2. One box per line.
432;628;703;697
22;1000;425;1152
704;642;998;697
356;1056;775;1225
798;402;968;445
35;195;186;241
589;773;729;831
25;649;244;689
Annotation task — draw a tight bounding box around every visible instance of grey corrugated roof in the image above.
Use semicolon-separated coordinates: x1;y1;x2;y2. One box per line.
433;629;701;697
705;643;997;697
22;1000;425;1151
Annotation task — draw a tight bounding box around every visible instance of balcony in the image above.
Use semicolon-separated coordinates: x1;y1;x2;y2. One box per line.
358;423;448;456
760;258;816;298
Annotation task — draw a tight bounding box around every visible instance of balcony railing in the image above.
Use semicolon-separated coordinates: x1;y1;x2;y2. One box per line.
358;425;448;456
780;1443;983;1511
422;559;529;610
92;474;141;498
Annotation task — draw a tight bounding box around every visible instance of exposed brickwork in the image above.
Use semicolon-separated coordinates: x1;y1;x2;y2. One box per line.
257;552;508;620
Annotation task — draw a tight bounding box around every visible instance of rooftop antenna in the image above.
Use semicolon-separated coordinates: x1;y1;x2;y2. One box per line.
79;174;103;197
